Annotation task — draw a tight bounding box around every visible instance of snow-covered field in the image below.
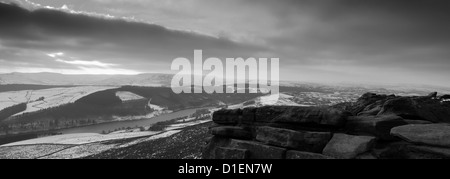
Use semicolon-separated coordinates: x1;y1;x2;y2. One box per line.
228;93;308;109
0;129;184;159
256;93;301;106
115;91;145;102
0;86;116;116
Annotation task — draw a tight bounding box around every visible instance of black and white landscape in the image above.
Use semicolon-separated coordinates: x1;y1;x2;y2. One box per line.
1;0;450;159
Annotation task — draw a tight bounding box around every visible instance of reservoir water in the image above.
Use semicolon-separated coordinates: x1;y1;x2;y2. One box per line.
57;108;208;134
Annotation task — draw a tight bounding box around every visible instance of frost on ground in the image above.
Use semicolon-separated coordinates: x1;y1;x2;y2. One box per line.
39;143;118;159
115;91;145;102
1;131;160;147
144;130;181;141
115;130;182;149
0;86;116;115
165;120;211;131
0;144;72;159
85;122;214;159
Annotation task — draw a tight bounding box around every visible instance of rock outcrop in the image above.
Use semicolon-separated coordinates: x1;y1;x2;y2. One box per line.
391;124;450;147
203;92;450;159
322;134;376;159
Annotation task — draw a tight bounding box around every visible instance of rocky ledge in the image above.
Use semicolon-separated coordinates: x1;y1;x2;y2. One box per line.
202;92;450;159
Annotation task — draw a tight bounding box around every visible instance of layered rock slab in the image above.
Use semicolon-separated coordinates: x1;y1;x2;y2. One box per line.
391;124;450;147
323;134;376;159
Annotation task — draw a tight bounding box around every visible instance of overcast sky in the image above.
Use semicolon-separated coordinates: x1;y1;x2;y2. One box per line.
1;0;450;87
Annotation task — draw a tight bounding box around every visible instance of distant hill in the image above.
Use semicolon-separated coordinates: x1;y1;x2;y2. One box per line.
0;84;76;93
0;72;174;86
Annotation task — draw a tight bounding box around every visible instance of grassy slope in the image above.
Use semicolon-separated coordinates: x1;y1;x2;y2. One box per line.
84;121;214;159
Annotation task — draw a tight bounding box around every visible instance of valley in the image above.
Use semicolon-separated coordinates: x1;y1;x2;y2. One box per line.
0;83;263;145
1;73;449;158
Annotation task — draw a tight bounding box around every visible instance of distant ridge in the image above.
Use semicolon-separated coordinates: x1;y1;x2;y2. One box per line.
0;72;174;86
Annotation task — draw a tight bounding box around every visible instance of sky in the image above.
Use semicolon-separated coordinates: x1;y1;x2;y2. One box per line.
0;0;450;87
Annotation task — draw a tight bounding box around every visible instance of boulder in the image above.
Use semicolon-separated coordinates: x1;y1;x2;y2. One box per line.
229;139;286;159
427;92;438;99
202;136;232;159
241;107;257;124
440;94;450;100
266;107;350;127
214;106;351;127
348;93;395;115
213;109;242;125
357;104;382;116
210;126;252;140
215;147;249;159
372;141;410;159
403;119;433;125
286;150;333;159
255;126;332;153
254;106;295;123
378;97;419;118
355;152;378;159
345;115;407;140
405;145;450;159
391;124;450;147
376;142;450;159
322;134;377;159
378;96;450;123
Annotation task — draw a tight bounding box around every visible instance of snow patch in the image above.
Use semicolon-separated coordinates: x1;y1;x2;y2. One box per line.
115;91;145;102
147;98;165;111
165;119;211;131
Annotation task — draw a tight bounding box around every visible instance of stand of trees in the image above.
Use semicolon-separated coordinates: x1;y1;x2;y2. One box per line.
0;103;27;121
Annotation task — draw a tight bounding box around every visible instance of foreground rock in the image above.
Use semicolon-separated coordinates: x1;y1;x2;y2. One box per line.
344;92;450;123
204;92;450;159
346;93;396;115
229;139;286;159
214;106;350;128
322;134;376;159
210;126;252;140
391;124;450;147
215;147;249;159
286;150;333;159
256;127;331;153
346;115;407;140
378;96;450;123
376;142;450;159
266;107;350;127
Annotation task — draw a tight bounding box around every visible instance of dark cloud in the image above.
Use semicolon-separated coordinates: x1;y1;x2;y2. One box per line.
0;2;265;73
265;0;450;62
245;0;450;85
